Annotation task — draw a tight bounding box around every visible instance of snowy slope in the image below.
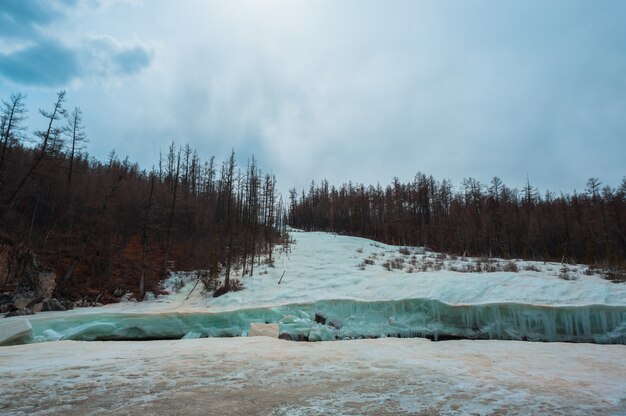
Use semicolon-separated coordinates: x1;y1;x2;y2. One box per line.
37;230;626;314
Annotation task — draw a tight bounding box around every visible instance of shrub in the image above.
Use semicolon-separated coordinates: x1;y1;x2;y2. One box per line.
502;261;519;272
558;266;577;281
390;257;404;269
399;247;411;256
213;279;244;297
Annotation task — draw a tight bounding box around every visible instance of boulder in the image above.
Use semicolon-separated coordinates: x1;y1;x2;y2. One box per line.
0;236;57;313
328;319;343;329
0;293;12;306
314;313;326;325
0;318;33;345
4;308;34;318
249;323;279;338
42;298;65;312
60;300;74;310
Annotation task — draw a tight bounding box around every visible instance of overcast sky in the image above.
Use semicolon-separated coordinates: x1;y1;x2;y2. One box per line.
1;0;625;196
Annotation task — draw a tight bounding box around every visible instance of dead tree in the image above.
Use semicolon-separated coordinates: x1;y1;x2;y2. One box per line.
1;91;66;225
65;106;87;195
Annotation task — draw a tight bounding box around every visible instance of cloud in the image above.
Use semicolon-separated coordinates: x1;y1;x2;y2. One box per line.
0;40;78;86
0;0;151;87
82;37;153;78
0;38;152;87
0;0;77;38
1;0;624;196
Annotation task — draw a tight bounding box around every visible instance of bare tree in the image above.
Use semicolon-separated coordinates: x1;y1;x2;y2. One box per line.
163;145;181;274
224;150;236;288
65;107;88;193
1;91;66;224
140;174;155;299
0;92;27;180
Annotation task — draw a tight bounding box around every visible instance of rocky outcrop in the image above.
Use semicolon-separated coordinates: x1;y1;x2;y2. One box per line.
0;234;58;317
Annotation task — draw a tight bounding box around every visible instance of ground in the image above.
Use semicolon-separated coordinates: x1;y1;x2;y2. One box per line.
1;337;625;415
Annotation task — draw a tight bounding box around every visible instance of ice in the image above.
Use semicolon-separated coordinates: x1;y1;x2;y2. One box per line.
0;319;32;346
182;331;202;339
1;337;625;415
17;299;624;343
42;329;63;341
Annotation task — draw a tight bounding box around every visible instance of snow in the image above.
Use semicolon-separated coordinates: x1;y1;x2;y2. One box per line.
1;230;625;414
11;230;625;343
0;337;624;415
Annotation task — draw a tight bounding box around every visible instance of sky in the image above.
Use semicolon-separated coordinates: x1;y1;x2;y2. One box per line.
1;0;625;197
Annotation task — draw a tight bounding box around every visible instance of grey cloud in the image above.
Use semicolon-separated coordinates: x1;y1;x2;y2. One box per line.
0;40;79;86
0;0;76;38
0;0;151;87
81;37;153;78
0;37;152;87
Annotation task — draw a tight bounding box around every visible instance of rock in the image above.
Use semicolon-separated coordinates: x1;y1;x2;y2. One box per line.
42;299;65;312
11;296;42;311
0;303;13;313
314;313;326;325
278;333;293;340
0;293;12;305
60;300;74;310
113;289;125;298
13;296;36;310
0;235;57;309
0;318;33;345
32;303;43;313
37;271;56;300
328;320;342;329
249;323;279;338
4;308;34;318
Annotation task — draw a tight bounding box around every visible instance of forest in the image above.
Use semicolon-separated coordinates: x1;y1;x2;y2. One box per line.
288;174;626;279
0;91;285;302
1;90;625;305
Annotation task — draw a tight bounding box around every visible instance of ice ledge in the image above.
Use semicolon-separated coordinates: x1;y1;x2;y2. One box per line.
18;298;626;345
0;319;33;346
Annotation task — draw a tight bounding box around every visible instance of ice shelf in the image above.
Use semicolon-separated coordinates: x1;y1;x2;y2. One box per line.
14;298;625;344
